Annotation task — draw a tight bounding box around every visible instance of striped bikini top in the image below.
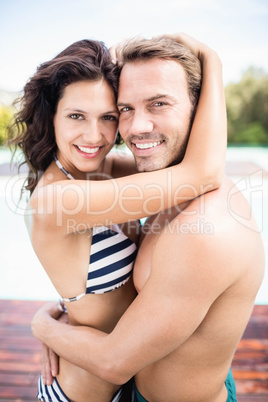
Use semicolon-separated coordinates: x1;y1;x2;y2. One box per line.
54;155;137;300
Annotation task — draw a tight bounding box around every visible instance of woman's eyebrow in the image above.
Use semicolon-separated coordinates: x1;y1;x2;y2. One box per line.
64;108;87;113
63;108;119;114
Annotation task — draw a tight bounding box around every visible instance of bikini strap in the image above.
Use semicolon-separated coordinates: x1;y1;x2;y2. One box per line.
54;155;75;180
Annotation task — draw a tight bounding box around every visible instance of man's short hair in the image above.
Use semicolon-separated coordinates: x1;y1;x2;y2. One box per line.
120;36;202;109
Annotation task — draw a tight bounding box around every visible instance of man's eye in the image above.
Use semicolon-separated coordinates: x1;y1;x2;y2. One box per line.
153;102;166;107
69;114;83;120
119;107;132;113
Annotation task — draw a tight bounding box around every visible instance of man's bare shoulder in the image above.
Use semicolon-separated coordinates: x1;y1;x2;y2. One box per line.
178;176;259;235
157;175;265;284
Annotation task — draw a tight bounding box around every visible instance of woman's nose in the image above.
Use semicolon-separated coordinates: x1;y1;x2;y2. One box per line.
83;120;102;142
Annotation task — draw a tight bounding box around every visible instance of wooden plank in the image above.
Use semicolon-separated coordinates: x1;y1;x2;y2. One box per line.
235;379;268;394
237;397;268;402
0;362;41;373
231;305;268;399
0;300;44;400
0;399;37;402
0;372;37;386
0;385;38;399
242;306;268;340
233;370;268;380
0;350;40;363
236;339;268;349
0;299;46;311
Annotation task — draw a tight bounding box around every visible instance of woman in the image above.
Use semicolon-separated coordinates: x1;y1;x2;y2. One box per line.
10;34;226;401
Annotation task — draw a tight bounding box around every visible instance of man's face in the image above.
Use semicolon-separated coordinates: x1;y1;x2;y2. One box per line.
118;58;193;171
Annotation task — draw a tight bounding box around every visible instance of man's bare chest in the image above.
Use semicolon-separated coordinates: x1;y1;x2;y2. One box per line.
133;210;181;292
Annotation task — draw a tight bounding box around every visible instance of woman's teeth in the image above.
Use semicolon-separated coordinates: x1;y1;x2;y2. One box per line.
77;145;100;154
135;141;162;150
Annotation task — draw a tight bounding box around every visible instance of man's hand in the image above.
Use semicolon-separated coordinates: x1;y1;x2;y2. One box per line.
31;302;68;385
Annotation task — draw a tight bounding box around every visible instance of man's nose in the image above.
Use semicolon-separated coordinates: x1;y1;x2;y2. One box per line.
129;111;154;135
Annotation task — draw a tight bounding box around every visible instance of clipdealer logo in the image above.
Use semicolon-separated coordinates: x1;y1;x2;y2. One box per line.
227;170;264;232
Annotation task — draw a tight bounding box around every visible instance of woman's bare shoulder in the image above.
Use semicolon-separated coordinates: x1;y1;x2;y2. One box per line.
108;149;138;178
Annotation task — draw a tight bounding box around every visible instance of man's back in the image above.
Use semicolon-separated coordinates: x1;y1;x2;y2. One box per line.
134;176;264;402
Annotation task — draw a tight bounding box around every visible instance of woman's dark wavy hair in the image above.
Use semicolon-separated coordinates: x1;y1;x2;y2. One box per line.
9;39;120;194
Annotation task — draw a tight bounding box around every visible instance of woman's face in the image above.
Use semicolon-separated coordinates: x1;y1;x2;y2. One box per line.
54;80;119;179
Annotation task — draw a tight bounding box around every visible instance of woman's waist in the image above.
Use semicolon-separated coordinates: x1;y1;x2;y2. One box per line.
66;278;137;332
57;358;120;402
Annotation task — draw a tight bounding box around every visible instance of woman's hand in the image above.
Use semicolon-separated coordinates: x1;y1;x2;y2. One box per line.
109;35;144;65
109;39;129;65
155;32;217;62
41;343;59;385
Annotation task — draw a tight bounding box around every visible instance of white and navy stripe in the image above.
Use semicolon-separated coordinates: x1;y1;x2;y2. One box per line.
87;226;137;294
37;375;71;401
62;226;137;301
54;155;75;180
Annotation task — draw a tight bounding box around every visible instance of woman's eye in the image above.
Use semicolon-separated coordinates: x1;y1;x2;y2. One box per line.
69;113;83;120
102;115;118;121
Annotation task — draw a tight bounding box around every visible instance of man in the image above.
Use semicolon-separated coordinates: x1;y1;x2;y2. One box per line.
32;34;264;401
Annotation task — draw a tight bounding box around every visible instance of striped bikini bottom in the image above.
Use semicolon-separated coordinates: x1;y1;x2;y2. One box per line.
37;375;124;402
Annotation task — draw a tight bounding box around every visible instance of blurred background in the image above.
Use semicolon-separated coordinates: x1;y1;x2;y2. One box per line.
0;0;267;303
1;0;268;148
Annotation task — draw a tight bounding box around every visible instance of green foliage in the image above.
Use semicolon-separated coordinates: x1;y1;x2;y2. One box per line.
0;106;14;146
225;67;268;145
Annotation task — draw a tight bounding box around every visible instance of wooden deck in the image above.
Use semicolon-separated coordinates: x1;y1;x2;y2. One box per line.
0;300;267;401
